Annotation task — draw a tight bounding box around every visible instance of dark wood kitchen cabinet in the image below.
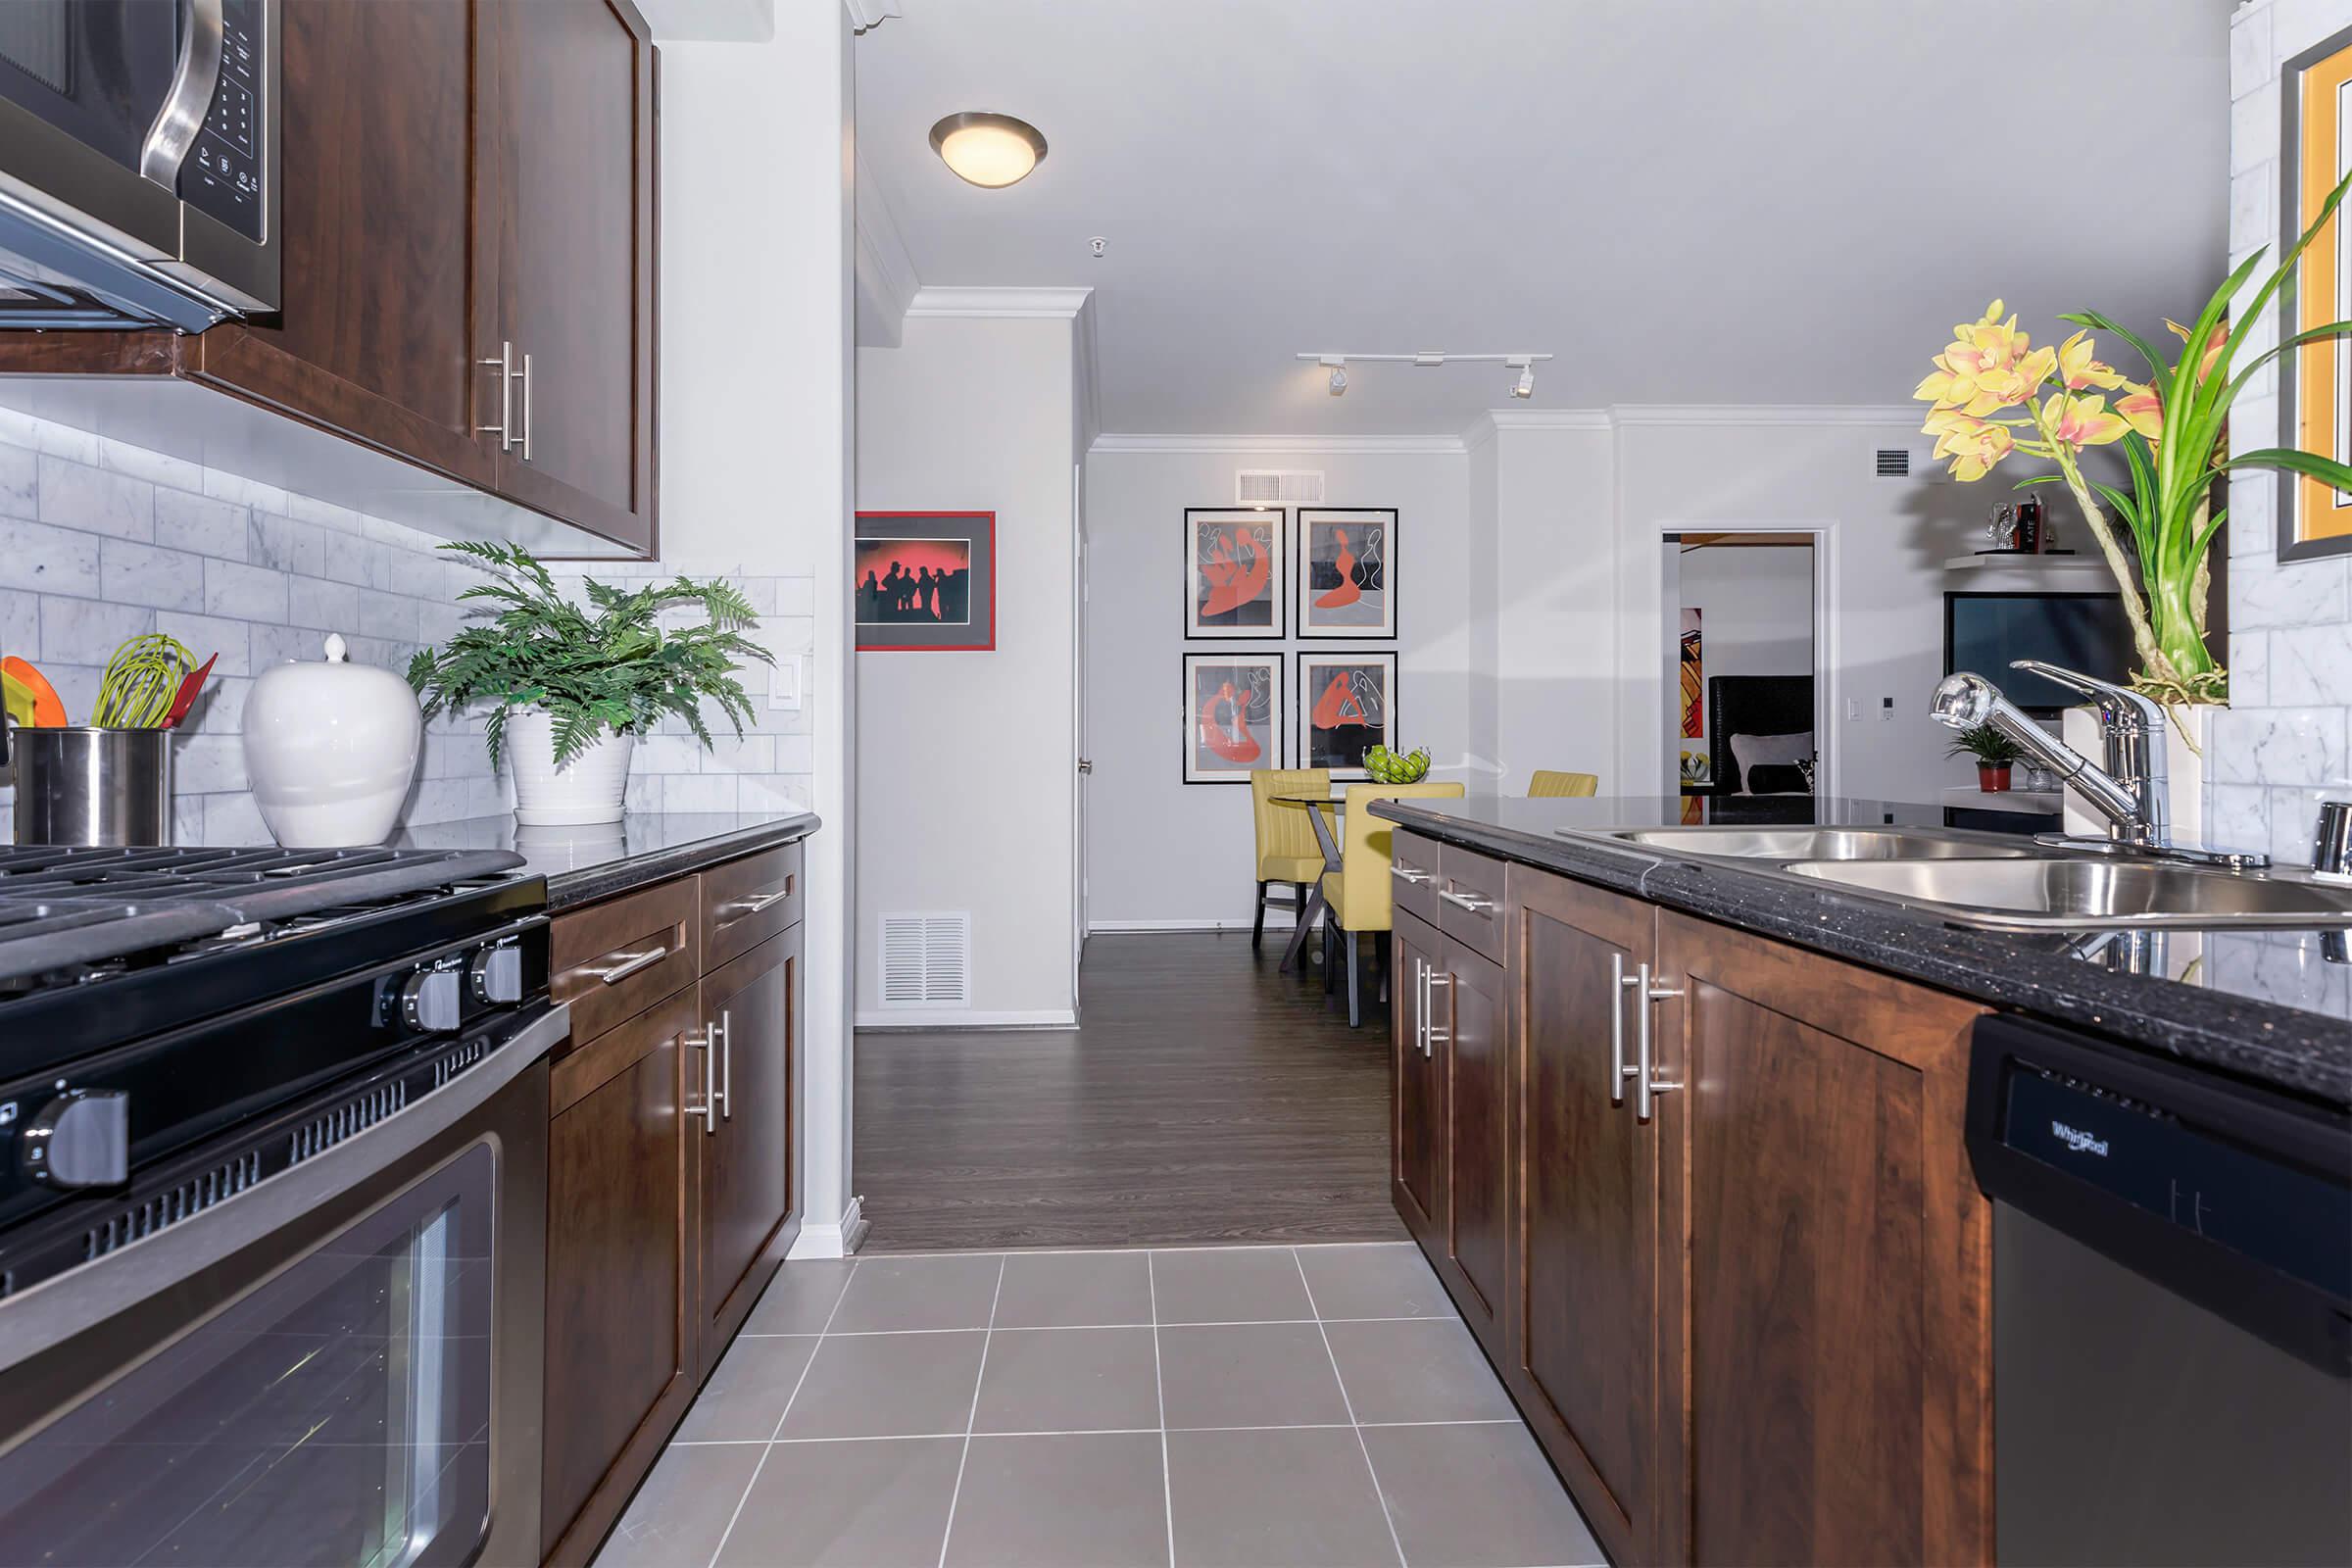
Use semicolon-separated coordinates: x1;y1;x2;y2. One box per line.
695;925;800;1358
1653;910;1990;1568
539;839;806;1567
1504;867;1660;1568
1393;909;1509;1350
541;985;702;1561
1397;840;1994;1568
475;0;659;548
0;0;659;556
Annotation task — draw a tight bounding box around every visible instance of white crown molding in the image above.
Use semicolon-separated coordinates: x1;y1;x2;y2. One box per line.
1608;404;1923;427
843;0;902;33
1090;431;1467;455
853;150;919;349
905;286;1094;319
1483;407;1613;429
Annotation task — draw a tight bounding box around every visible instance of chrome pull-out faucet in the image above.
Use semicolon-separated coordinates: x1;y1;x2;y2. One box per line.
1931;661;2270;869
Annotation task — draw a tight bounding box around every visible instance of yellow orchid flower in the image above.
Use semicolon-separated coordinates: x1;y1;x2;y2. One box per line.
2166;318;2227;382
2116;381;2163;441
2041;391;2129;450
1925;411;2015;480
2055;330;2124;391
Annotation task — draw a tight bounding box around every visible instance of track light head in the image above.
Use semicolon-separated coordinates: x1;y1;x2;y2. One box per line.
1507;355;1536;399
1320;354;1348;395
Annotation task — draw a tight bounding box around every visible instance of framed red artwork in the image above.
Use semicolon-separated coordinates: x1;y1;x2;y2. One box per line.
856;511;996;651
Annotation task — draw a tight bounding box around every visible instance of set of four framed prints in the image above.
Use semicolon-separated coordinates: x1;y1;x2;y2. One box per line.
1182;506;1400;785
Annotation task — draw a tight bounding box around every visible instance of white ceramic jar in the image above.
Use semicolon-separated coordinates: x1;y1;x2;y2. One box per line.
240;633;422;847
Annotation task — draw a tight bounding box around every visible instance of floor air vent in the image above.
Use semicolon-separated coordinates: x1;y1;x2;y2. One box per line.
878;912;972;1008
1236;468;1325;507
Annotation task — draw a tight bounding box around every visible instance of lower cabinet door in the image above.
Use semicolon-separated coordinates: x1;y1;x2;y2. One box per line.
1391;910;1447;1245
1508;869;1659;1568
541;987;703;1562
1656;910;1991;1568
696;925;801;1360
1436;934;1508;1346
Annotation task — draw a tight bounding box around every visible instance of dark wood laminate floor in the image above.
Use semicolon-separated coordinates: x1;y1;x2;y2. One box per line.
854;931;1406;1251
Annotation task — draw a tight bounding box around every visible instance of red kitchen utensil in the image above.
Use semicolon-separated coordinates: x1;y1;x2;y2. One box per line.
162;653;219;729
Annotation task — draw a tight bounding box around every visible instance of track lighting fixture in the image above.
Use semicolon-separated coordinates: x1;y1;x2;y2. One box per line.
1294;350;1552;402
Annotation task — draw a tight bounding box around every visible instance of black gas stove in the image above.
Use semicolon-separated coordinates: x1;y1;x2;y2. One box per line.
0;844;554;1298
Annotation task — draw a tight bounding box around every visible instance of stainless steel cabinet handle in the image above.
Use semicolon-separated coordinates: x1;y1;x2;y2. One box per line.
584;945;666;985
476;342;515;450
1634;961;1686;1121
1609;951;1640;1105
686;1025;715;1130
1437;888;1494;914
723;884;793;917
1390;864;1432;885
1410;957;1426;1055
517;350;534;461
1426;969;1453;1055
140;0;223;186
716;1010;733;1121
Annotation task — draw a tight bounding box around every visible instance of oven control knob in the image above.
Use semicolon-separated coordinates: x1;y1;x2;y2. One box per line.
468;943;523;1005
21;1089;130;1190
400;967;465;1034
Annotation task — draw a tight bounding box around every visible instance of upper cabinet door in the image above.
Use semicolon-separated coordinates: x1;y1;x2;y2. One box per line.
192;0;496;488
477;0;658;555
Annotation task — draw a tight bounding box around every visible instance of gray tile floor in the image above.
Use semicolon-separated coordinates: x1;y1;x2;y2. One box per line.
593;1243;1604;1568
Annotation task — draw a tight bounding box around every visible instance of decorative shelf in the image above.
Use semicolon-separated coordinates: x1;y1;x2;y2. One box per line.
1942;553;2113;578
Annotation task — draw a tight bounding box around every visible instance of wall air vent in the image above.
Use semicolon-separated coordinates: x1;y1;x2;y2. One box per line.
1871;440;1948;482
1875;447;1912;477
1236;469;1325;508
879;912;973;1008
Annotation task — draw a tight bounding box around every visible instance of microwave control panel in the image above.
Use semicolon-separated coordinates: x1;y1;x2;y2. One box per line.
181;0;265;241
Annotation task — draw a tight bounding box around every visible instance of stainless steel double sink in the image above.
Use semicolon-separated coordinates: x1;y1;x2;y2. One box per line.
1583;825;2352;930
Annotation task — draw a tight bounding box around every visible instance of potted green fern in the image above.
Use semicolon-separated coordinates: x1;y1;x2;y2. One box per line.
407;541;772;825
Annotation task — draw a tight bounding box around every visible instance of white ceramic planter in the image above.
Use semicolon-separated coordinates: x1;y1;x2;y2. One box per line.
241;633;422;847
2062;701;2216;846
507;710;634;825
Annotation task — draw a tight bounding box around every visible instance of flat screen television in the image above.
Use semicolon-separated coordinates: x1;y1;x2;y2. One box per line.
1943;592;2134;715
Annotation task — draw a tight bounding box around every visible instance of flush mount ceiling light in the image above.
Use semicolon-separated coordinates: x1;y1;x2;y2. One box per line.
930;112;1047;188
1297;350;1553;401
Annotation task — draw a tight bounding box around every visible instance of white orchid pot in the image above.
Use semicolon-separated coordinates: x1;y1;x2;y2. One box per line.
2062;701;2216;847
507;710;634;826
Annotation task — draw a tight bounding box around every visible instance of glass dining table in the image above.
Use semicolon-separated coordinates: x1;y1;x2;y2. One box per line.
1267;790;1350;973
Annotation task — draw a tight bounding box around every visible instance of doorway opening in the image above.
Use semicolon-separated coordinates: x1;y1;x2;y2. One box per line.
1662;530;1829;808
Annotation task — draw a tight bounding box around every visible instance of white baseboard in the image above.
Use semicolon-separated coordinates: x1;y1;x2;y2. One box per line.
788;1196;869;1258
1089;917;1299;934
856;1007;1079;1030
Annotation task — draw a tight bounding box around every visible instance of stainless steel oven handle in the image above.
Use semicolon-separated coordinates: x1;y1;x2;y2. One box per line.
0;1004;569;1370
140;0;226;188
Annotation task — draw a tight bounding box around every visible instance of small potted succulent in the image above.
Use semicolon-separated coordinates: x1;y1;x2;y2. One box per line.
407;541;771;825
1945;723;2027;793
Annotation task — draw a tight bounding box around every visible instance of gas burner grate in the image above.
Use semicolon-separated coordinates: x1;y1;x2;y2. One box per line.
0;846;528;988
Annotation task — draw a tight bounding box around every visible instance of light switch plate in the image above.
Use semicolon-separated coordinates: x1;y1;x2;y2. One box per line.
769;655;804;710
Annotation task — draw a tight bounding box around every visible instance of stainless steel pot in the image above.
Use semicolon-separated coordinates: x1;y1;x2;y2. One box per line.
8;726;173;846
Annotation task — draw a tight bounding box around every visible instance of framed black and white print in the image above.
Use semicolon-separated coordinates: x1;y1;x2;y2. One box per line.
1295;651;1396;780
1296;508;1396;638
1183;653;1283;784
1184;509;1285;638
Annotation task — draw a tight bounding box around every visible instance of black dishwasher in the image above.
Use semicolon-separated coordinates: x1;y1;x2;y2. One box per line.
1968;1013;2352;1566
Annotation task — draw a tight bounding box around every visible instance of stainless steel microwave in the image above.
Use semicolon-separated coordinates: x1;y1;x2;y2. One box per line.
0;0;277;331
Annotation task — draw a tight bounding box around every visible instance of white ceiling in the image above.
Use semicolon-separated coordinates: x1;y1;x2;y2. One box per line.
853;0;2232;436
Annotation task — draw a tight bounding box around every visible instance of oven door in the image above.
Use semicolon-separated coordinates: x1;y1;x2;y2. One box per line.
0;1004;564;1568
0;0;276;326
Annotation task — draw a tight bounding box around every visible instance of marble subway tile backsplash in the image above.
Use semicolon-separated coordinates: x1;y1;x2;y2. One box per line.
2224;0;2352;864
0;407;813;840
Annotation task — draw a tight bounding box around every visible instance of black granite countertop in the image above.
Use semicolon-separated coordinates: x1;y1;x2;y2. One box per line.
1370;794;2352;1110
393;809;818;908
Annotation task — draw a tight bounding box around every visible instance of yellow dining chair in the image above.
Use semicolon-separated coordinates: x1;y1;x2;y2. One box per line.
1528;769;1600;798
1321;780;1466;1027
1250;767;1331;951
